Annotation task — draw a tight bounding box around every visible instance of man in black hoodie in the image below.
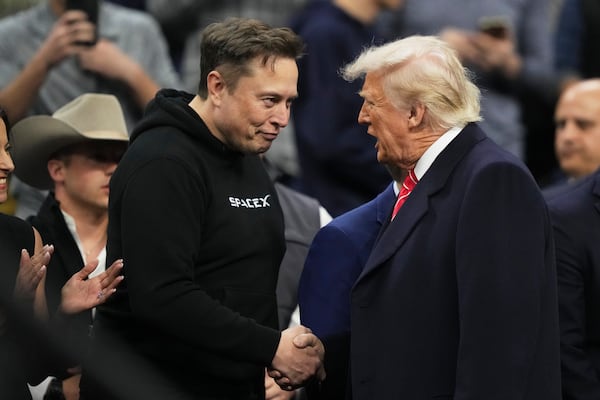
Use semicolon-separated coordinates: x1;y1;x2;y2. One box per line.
80;18;324;400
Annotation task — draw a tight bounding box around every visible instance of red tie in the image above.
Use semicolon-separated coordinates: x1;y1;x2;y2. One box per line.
391;169;418;220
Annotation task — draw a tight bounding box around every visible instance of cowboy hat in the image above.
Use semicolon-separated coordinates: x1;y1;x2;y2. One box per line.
11;93;129;190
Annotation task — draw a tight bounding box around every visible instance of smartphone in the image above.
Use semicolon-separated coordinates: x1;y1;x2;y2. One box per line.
478;16;509;39
65;0;99;46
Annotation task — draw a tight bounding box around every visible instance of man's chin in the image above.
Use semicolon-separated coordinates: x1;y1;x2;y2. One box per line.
376;153;388;165
560;160;580;177
256;142;273;154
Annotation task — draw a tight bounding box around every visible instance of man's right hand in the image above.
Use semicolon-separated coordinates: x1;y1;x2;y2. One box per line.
269;325;326;390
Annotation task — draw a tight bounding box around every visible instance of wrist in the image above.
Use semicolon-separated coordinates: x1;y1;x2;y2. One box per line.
32;46;54;72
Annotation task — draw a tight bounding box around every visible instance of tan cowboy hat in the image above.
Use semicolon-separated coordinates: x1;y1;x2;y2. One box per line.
11;93;129;190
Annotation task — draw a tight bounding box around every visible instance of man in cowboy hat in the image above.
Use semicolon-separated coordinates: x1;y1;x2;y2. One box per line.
10;92;128;400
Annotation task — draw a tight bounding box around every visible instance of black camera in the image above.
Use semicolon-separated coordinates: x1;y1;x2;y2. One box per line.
65;0;99;46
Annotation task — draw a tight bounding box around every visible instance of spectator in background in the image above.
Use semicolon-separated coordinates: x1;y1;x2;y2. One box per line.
551;79;600;186
265;158;332;332
10;93;128;400
289;0;405;217
542;78;600;191
546;168;600;400
383;0;553;161
0;0;180;219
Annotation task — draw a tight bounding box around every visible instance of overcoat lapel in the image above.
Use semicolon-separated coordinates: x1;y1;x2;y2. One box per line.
355;124;487;284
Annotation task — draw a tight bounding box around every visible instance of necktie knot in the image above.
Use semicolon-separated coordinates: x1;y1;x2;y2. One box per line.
391;169;418;220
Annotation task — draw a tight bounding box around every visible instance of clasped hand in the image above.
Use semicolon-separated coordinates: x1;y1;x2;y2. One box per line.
268;325;326;391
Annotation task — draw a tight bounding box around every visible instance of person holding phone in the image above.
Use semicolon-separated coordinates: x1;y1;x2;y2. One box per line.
381;0;553;162
0;0;181;219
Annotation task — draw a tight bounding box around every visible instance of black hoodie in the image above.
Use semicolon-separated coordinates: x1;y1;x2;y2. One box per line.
84;89;285;399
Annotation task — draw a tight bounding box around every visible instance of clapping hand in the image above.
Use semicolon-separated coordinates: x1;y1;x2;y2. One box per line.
60;258;124;314
13;244;53;301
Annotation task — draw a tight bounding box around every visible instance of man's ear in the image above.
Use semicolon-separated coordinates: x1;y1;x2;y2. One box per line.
47;159;65;183
408;103;426;128
206;70;227;106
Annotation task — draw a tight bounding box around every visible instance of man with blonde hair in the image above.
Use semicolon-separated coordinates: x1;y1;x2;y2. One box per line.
342;35;561;399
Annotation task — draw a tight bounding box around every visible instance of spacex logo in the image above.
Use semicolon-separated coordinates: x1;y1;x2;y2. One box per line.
229;194;271;209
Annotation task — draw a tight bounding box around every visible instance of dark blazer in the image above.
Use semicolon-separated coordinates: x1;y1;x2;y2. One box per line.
299;182;396;400
546;168;600;400
351;123;561;399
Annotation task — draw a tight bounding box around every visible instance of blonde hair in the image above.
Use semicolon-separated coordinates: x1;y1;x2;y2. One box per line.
342;35;481;130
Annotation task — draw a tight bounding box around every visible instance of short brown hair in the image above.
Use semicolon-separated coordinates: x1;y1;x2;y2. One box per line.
197;17;304;98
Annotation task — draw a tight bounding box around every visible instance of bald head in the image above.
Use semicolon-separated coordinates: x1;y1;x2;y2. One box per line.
554;79;600;179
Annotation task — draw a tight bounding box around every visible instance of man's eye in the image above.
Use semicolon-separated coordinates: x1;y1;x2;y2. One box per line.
577;121;593;130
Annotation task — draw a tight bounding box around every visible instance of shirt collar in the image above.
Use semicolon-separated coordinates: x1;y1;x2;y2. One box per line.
61;209;107;276
414;125;464;180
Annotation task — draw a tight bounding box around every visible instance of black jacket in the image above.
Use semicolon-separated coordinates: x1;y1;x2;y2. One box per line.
81;89;286;399
0;214;37;399
29;193;92;378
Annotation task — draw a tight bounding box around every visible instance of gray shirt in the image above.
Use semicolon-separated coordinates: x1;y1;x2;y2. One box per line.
0;1;181;130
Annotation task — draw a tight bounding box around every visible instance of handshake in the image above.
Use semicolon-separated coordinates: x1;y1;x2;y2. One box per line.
268;325;326;391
